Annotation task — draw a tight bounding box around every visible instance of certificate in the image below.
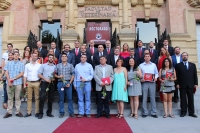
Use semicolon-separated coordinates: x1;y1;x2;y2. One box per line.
101;77;111;84
166;72;173;78
144;73;154;82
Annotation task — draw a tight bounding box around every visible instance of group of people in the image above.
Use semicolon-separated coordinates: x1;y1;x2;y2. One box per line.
0;39;198;119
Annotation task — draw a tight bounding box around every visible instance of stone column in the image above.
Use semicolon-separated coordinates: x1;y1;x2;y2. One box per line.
67;0;75;29
122;0;130;29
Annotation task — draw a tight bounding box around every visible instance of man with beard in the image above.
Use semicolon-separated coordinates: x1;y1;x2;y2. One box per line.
148;41;158;64
38;54;56;119
175;52;198;118
171;46;182;103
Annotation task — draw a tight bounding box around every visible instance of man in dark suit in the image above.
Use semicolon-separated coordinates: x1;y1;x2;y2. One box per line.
86;40;98;62
162;39;174;56
110;47;122;69
149;41;158;64
37;41;47;59
50;42;60;59
75;45;92;65
134;40;146;65
93;44;110;67
104;40;114;55
175;52;198;118
124;48;139;68
58;44;75;66
70;40;81;56
171;46;182;103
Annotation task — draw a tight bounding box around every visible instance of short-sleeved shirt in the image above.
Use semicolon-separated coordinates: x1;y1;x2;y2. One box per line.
55;63;75;81
38;63;56;81
4;60;25;85
2;52;8;63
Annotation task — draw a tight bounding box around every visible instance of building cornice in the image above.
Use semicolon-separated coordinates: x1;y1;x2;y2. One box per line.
0;0;12;11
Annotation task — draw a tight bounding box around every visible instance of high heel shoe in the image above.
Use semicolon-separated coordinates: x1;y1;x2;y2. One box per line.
116;113;120;118
129;113;135;118
118;114;123;118
134;114;138;120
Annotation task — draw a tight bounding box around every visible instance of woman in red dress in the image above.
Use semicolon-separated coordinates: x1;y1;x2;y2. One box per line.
158;47;172;102
120;43;130;60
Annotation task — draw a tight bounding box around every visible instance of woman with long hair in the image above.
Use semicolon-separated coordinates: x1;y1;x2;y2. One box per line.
120;43;130;59
43;49;58;64
32;48;43;64
21;50;31;65
24;46;32;53
158;47;172;102
111;58;128;118
127;58;142;119
159;58;176;118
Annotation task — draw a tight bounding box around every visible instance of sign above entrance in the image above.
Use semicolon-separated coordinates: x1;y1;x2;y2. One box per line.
78;6;118;18
86;22;111;44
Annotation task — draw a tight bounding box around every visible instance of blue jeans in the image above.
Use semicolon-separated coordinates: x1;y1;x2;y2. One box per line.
76;81;91;115
57;81;74;115
3;82;8;103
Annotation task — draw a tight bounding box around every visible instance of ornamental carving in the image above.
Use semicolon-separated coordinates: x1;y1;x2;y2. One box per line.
0;0;11;11
33;0;66;22
187;0;200;8
131;0;164;20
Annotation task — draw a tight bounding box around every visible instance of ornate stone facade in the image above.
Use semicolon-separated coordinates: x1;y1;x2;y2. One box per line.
0;0;11;11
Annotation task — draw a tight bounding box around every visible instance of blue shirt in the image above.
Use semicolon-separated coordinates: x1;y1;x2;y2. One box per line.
73;62;94;87
4;60;24;85
38;63;56;81
139;61;158;79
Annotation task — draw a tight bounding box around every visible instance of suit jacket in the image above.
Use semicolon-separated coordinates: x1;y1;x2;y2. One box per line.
54;49;61;59
93;51;110;67
86;47;98;56
171;54;182;68
94;64;114;91
39;48;48;59
110;55;123;69
104;48;114;55
58;52;75;66
124;56;140;68
134;47;146;65
70;48;81;56
175;62;198;89
75;52;92;66
150;49;158;64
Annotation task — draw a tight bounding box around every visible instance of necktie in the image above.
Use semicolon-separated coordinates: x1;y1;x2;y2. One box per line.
139;48;142;58
100;52;102;56
75;48;78;56
90;47;94;55
107;48;110;54
184;62;188;70
150;49;153;57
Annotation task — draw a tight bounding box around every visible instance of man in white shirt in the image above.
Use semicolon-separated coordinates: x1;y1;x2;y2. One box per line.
139;53;158;118
2;43;13;69
23;53;41;118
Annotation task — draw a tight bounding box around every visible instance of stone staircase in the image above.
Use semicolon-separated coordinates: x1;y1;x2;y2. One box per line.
1;89;200;116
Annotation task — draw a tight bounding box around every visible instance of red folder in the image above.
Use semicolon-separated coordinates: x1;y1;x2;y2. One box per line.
144;73;154;82
166;72;173;78
101;77;111;84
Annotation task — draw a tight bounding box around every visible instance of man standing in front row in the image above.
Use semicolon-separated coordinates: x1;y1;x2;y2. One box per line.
139;53;158;118
38;54;56;119
55;52;76;118
94;56;114;119
24;53;41;118
176;52;198;118
4;52;24;118
74;54;94;118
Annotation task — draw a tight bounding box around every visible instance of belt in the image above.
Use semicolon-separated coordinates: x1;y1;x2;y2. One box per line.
58;80;70;82
28;80;40;83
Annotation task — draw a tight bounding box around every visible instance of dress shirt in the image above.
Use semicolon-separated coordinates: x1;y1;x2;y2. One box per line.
114;55;119;63
56;63;75;81
24;62;41;81
100;64;106;78
183;61;188;69
4;60;25;85
2;51;9;63
139;61;158;79
73;62;94;87
38;47;42;52
164;45;168;50
38;63;56;81
99;52;103;56
175;54;181;63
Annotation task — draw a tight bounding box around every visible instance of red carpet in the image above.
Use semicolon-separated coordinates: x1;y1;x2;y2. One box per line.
53;115;133;133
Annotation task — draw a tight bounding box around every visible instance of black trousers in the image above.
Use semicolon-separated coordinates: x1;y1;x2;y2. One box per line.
96;91;111;115
180;87;194;114
174;82;179;100
39;81;55;114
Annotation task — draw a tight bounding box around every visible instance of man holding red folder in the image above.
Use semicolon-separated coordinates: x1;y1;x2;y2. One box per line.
94;56;114;119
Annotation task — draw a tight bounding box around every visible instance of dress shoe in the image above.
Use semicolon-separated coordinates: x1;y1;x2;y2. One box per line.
47;113;54;117
151;115;158;118
189;114;198;118
77;114;83;118
59;114;64;118
16;112;23;117
3;113;12;118
70;114;76;118
86;114;91;118
35;113;39;118
105;114;111;119
180;114;186;117
142;115;147;118
38;114;43;119
95;114;101;118
24;113;31;117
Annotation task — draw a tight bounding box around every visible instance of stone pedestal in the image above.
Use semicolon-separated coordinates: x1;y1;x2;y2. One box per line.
61;30;79;48
118;28;136;48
